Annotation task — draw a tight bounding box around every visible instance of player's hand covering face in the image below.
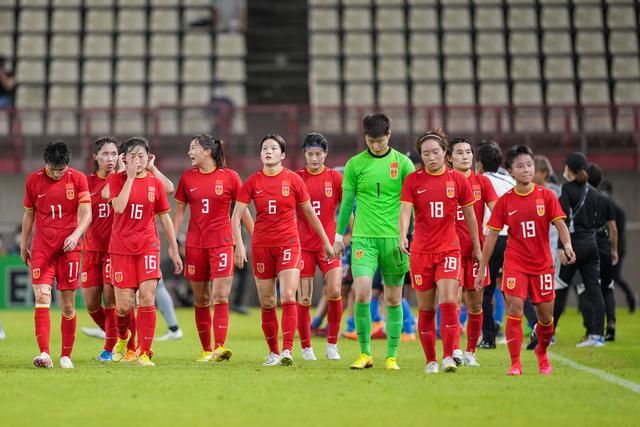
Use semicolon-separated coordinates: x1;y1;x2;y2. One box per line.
124;146;148;176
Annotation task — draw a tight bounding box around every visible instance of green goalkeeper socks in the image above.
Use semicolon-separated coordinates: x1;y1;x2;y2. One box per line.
386;304;403;358
355;302;372;356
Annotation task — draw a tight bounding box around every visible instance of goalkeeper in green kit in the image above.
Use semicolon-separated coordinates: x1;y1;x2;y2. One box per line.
333;113;414;369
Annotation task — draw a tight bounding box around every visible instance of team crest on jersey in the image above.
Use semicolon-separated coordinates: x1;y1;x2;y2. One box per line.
473;185;481;201
281;181;290;197
414;274;423;287
256;263;265;274
81;272;87;283
446;181;455;198
148;185;156;202
114;272;124;283
390;162;399;179
65;183;75;200
536;198;545;216
188;264;195;276
215;179;224;196
324;181;333;197
355;249;364;259
32;268;40;279
506;277;516;290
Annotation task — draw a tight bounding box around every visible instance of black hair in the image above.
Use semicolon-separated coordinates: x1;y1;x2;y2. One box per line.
416;128;448;154
504;145;534;170
476;140;503;172
121;136;150;155
586;163;603;188
600;180;613;194
261;134;286;153
362;113;391;137
447;137;473;157
193;134;226;168
92;136;119;171
302;132;328;152
43;141;71;167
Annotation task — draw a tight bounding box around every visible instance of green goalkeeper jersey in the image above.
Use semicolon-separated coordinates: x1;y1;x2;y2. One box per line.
336;147;414;238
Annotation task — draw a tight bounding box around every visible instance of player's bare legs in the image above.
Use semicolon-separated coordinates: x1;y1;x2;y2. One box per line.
436;278;461;373
324;267;343;360
533;301;554;375
415;288;438;373
505;295;525;375
211;276;233;361
463;289;483;366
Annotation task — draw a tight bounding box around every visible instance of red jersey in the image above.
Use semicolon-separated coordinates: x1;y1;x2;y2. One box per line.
401;167;474;254
107;171;171;255
175;167;242;248
296;166;343;251
487;184;566;273
23;167;90;254
84;172;114;252
455;172;498;256
237;168;310;247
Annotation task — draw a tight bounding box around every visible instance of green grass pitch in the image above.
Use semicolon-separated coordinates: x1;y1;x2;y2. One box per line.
0;308;638;427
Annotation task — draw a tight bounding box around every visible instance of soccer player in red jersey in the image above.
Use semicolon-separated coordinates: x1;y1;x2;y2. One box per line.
475;145;575;376
103;137;183;367
231;134;335;366
447;137;498;367
295;133;343;361
82;137;120;362
21;141;92;369
173;134;254;363
398;130;482;374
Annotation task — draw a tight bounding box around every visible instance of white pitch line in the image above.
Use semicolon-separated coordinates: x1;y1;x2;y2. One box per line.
549;352;640;394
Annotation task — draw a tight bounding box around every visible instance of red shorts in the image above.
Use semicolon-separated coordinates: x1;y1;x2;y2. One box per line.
30;250;82;291
110;251;161;289
184;245;234;282
501;261;555;304
410;250;462;292
460;256;489;290
252;245;302;280
300;249;342;278
81;251;111;288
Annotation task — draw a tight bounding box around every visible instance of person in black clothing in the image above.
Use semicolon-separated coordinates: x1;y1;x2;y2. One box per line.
585;164;618;341
0;56;16;108
600;180;638;314
554;153;606;347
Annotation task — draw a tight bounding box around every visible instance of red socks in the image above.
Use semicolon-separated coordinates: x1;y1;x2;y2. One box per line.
297;303;311;349
104;307;117;352
466;311;483;353
116;310;130;340
127;308;137;351
440;303;459;359
327;298;343;345
281;301;297;352
418;310;437;363
34;307;51;354
536;320;554;353
506;315;523;366
213;302;229;349
60;314;76;358
137;305;156;356
195;304;213;352
88;306;106;331
261;307;279;354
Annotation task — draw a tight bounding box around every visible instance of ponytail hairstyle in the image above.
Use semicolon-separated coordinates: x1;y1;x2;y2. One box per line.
415;127;448;154
92;136;119;172
193;134;226;168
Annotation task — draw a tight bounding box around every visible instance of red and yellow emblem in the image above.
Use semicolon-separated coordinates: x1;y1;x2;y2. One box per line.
148;185;156;202
114;272;124;283
446;181;455;198
188;265;195;276
81;272;88;283
256;263;265;274
32;268;41;279
506;277;516;290
281;181;290;197
413;274;423;287
390;162;399;179
215;179;224;196
65;183;75;200
324;181;333;197
473;185;481;201
536;198;545;216
355;249;364;259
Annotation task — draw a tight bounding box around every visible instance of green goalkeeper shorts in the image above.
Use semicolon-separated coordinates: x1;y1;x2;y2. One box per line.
350;237;409;286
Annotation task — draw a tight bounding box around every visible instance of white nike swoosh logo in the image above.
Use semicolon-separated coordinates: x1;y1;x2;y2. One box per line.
90;192;98;197
508;210;518;216
256;190;264;194
189;188;198;192
218;267;227;271
69;278;77;282
417;189;427;194
541;291;552;296
327;260;334;264
38;194;46;198
145;270;155;274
